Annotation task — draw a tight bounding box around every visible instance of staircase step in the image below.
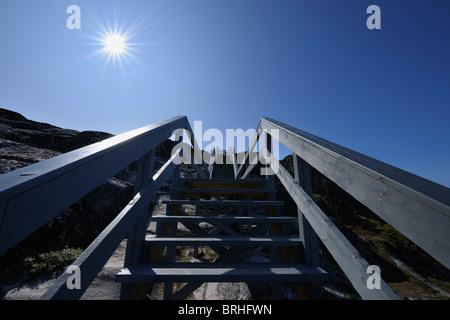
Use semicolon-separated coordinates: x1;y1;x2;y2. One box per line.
162;200;283;206
174;188;275;193
181;179;267;190
151;215;296;224
144;235;301;246
173;188;275;199
115;263;328;283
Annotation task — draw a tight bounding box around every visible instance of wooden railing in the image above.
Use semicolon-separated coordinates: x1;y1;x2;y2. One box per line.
0;116;206;299
237;117;450;300
1;115;448;300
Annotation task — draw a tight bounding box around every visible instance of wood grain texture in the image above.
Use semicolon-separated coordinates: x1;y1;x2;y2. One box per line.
116;263;328;283
260;117;450;270
0;116;188;255
275;160;400;300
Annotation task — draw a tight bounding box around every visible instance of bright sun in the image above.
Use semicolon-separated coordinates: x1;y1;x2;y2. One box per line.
102;33;127;56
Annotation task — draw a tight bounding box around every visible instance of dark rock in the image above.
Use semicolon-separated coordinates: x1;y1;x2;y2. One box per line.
71;131;114;150
0;108;79;153
0;139;61;173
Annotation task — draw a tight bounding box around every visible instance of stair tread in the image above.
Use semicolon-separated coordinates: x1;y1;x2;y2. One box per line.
162;200;283;206
174;188;275;193
144;235;300;246
151;215;296;223
181;179;267;189
115;263;328;283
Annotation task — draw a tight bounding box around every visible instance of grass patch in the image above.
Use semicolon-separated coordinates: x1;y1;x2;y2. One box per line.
24;246;82;275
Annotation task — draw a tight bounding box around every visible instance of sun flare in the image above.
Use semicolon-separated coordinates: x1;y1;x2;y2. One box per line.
102;33;127;56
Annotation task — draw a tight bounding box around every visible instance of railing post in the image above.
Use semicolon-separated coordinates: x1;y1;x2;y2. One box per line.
120;148;155;300
293;153;321;298
163;160;182;299
263;131;282;298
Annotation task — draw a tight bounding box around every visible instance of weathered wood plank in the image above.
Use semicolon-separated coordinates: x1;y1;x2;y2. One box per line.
150;215;296;223
121;149;156;299
293;154;320;267
116;263;328;283
40;152;179;300
172;188;275;200
144;235;301;246
182;179;266;189
0;116;188;255
173;188;275;193
275;160;400;300
293;153;321;299
260;117;450;270
162;200;284;206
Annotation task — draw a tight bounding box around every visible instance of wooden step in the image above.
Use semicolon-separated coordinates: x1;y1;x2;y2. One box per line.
150;215;296;224
162;200;283;206
144;235;301;246
173;187;275;199
181;179;266;190
115;263;328;283
174;188;276;193
212;167;235;179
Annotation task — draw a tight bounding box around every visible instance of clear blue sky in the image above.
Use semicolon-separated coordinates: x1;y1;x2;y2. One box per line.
0;0;449;187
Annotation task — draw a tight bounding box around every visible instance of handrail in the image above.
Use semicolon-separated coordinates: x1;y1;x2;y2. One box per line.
274;156;399;299
0;115;212;299
259;117;450;269
238;117;450;299
2;115;448;300
41;149;180;299
0;116;197;255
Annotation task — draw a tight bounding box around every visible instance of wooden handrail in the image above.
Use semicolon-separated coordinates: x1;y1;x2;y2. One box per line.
41;149;180;300
0;116;201;255
237;117;450;299
1;114;448;300
259;117;450;270
274;156;399;299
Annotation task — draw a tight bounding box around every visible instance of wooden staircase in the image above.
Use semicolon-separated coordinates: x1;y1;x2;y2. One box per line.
115;160;328;300
5;116;444;300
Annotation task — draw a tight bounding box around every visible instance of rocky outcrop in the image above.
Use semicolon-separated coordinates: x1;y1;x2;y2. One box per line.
0;109;105;153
